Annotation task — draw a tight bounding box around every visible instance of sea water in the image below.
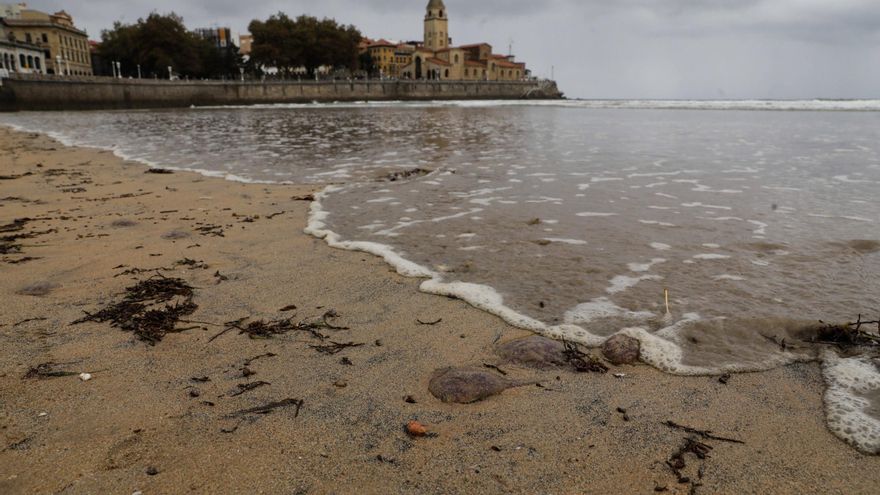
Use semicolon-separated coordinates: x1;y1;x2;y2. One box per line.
2;100;879;453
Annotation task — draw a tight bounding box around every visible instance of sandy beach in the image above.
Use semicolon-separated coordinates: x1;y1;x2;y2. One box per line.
1;126;878;494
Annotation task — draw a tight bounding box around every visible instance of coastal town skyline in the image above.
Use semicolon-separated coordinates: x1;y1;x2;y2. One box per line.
4;0;878;100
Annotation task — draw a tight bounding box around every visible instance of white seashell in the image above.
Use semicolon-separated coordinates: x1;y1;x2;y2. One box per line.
79;373;93;381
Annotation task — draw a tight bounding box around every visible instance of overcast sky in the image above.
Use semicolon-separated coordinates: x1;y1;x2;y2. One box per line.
19;0;880;99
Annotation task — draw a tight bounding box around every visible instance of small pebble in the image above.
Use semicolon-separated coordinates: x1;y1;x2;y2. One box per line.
406;420;429;437
145;466;159;476
79;373;92;382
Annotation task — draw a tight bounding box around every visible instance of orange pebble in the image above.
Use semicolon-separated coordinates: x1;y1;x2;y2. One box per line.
406;420;428;437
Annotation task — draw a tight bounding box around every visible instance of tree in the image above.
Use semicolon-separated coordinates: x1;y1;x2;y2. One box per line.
248;13;362;76
99;13;240;79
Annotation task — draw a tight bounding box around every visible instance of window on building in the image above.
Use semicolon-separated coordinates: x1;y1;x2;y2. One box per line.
26;33;32;43
444;69;449;78
440;10;443;17
20;54;26;68
42;33;48;43
454;54;459;63
27;55;33;69
34;57;41;70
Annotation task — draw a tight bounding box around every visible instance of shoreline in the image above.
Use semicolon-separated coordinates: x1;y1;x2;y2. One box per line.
1;126;878;493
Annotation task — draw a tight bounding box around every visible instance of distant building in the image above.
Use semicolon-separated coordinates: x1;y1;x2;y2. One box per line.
385;0;528;81
0;4;92;75
195;27;235;50
364;39;417;78
239;34;252;56
0;18;45;75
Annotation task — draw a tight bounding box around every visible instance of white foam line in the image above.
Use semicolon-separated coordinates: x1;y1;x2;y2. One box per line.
0;123;285;185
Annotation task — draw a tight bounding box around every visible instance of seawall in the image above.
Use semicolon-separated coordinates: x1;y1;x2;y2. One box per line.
0;75;562;111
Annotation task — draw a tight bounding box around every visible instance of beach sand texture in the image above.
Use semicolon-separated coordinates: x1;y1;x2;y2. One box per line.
1;127;878;494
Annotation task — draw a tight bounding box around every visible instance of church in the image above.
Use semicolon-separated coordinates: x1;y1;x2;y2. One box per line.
363;0;529;81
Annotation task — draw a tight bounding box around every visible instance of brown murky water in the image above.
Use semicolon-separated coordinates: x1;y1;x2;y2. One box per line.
3;101;879;452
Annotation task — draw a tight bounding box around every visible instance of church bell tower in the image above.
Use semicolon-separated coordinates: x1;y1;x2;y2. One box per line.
424;0;449;51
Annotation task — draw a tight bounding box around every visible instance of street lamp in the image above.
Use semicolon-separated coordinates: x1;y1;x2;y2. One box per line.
168;66;173;80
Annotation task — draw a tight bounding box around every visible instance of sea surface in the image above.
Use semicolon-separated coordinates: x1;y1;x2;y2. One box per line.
2;100;880;453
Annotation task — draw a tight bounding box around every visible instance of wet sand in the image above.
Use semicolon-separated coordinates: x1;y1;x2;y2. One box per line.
1;126;878;494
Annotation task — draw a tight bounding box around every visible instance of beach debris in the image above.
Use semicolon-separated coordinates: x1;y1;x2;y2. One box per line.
807;315;880;348
212;311;348;342
174;258;209;270
16;281;60;297
3;256;42;264
333;380;348;388
428;367;532;404
405;420;429;437
145;168;174;174
230;398;303;417
339;357;354;366
13;317;48;327
228;381;271;397
23;363;78;379
483;363;508;376
111;219;138;228
279;304;298;312
310;341;365;355
195;224;225;237
0;218;31;233
496;335;569;369
718;374;731;385
563;340;609;373
666;437;711;486
72;275;198;345
145;466;159;476
384;168;431;182
78;373;93;382
161;230;190;240
0;172;33;180
614;373;627;379
404;395;417;403
213;270;228;283
617;407;631;422
291;194;315;201
602;334;641;365
417;318;443;326
243;353;277;366
662;421;745;444
527;218;542;225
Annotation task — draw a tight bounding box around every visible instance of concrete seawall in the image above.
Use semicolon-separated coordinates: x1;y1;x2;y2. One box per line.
0;75;562;111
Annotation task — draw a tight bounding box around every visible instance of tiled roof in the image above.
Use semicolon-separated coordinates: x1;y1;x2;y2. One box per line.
464;60;486;67
425;57;452;66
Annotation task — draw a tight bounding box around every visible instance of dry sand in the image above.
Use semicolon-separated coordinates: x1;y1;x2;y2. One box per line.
1;126;878;494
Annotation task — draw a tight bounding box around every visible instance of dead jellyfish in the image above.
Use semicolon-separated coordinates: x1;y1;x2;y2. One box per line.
428;367;530;404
